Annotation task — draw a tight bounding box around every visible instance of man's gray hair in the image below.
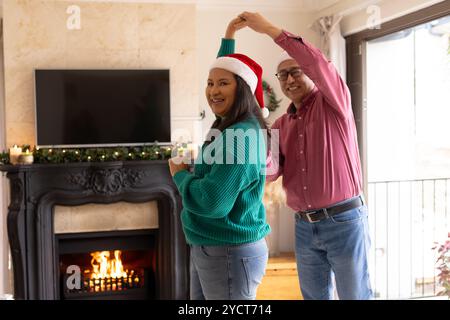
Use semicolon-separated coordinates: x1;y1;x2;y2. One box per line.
276;51;295;71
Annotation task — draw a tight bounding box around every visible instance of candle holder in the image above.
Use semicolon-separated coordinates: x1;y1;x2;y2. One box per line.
18;151;34;165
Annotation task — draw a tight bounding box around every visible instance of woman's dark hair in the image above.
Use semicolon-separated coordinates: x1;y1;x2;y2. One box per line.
205;75;271;152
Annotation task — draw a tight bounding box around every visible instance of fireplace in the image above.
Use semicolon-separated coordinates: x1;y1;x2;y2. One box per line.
1;161;189;300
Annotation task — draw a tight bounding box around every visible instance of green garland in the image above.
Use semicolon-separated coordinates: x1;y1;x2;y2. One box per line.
262;80;282;112
0;145;174;165
0;151;9;165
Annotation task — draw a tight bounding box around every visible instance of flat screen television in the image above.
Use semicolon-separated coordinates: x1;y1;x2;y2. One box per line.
34;69;171;147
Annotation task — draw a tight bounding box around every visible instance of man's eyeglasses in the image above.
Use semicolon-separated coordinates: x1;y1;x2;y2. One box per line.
275;68;302;81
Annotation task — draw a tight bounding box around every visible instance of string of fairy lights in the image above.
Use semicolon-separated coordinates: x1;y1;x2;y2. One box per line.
0;144;177;165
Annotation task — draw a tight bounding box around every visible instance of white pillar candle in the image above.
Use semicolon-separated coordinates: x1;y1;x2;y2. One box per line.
9;145;22;165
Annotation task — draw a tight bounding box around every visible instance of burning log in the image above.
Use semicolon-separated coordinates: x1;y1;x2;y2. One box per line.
64;250;144;295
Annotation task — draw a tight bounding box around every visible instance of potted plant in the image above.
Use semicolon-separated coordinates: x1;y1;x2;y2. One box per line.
433;232;450;298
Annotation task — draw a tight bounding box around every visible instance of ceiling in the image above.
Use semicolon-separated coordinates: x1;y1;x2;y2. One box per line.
194;0;342;11
47;0;343;12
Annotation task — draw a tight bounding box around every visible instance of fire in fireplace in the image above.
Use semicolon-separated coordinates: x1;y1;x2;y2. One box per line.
84;250;143;292
57;230;156;300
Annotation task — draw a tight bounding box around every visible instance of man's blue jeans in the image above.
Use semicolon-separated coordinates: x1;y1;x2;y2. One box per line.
189;238;268;300
295;197;373;300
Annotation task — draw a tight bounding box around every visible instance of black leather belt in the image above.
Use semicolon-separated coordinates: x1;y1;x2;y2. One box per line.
296;196;364;223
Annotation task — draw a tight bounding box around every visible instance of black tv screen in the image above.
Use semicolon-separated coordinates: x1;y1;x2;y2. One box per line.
35;69;171;147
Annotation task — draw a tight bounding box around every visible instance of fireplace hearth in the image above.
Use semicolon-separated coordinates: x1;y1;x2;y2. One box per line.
1;160;189;300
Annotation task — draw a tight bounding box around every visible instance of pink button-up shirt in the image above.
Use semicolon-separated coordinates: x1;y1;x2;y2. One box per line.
267;31;362;212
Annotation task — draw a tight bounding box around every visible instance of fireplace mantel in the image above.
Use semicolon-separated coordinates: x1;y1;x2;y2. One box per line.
0;160;188;300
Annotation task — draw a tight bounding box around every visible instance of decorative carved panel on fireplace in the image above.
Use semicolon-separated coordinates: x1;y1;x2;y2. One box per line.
67;167;147;195
1;160;188;300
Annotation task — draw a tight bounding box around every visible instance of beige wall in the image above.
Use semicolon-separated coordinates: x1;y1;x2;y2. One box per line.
2;0;198;147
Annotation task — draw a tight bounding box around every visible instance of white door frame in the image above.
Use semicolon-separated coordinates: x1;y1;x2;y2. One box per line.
0;18;12;296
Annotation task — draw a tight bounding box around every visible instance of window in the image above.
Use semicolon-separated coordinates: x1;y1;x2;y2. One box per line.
346;2;450;299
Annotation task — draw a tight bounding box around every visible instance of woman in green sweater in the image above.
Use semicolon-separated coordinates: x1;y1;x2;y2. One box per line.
168;44;271;299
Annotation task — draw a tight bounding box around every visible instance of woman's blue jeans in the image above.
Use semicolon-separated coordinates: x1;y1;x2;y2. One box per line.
295;198;373;300
189;238;268;300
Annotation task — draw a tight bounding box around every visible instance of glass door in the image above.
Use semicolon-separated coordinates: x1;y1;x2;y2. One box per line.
366;15;450;299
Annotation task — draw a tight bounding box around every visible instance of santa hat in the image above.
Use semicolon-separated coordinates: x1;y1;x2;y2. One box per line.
210;53;269;118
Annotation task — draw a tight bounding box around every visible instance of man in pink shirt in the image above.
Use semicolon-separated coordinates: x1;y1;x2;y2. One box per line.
235;12;373;300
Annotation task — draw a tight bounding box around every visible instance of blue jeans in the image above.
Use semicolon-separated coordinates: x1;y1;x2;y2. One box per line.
295;197;373;300
189;238;268;300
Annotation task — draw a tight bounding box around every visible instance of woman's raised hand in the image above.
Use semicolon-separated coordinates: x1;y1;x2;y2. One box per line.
237;12;282;39
225;16;248;39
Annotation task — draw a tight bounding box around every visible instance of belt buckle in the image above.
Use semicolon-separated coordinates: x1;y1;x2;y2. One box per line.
305;212;318;223
305;208;328;223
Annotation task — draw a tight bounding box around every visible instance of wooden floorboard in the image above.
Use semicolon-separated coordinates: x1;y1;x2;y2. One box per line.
256;252;303;300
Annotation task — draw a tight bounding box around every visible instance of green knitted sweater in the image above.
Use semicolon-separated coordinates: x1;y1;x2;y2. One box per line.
217;38;235;58
173;117;270;245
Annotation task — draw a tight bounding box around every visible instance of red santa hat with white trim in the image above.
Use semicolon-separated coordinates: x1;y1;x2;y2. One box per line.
210;53;269;118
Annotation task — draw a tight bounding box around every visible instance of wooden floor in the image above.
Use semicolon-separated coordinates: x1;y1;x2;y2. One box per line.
256;252;303;300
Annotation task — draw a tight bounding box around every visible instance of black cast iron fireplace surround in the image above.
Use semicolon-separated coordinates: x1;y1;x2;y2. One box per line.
0;160;189;300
